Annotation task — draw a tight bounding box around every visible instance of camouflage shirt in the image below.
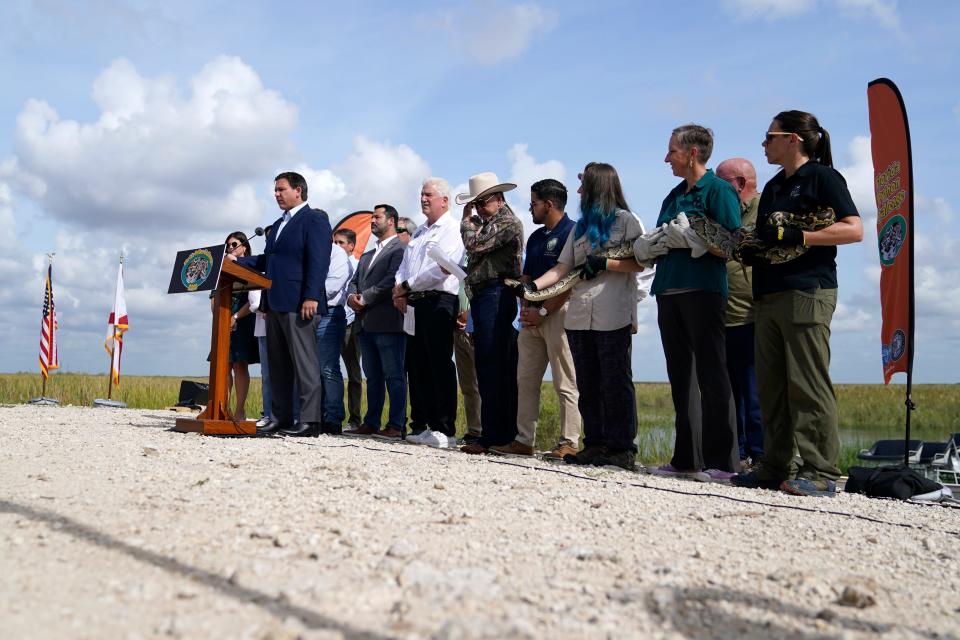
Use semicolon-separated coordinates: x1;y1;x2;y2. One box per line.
461;205;524;293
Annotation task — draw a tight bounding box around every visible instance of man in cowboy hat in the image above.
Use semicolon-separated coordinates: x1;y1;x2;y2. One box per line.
456;172;524;455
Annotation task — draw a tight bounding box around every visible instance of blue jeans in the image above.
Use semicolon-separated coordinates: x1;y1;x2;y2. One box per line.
726;323;764;460
470;283;518;447
357;331;407;430
258;335;271;418
315;305;347;425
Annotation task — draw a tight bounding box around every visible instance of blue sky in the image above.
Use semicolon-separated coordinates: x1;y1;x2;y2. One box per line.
1;0;958;384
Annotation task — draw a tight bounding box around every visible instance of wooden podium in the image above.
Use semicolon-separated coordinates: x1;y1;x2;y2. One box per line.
174;260;271;435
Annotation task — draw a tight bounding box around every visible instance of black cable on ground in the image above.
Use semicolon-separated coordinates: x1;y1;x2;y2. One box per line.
481;457;960;536
241;434;960;535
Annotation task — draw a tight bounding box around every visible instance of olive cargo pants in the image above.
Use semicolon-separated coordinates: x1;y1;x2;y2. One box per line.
755;287;840;482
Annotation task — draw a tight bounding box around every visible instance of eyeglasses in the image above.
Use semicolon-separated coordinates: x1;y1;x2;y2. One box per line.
227;241;241;249
764;131;803;143
473;195;493;207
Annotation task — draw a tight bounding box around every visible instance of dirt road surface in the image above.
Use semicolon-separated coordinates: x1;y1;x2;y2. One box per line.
1;405;958;639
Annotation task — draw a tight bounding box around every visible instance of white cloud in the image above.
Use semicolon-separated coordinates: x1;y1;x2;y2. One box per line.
0;180;17;249
837;134;877;217
832;300;875;332
293;135;432;236
505;143;567;239
507;143;566;190
723;0;815;21
13;56;298;233
837;0;901;32
442;2;557;66
916;195;954;224
724;0;901;30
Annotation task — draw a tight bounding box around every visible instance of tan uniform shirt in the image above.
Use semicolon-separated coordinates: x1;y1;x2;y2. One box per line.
559;209;643;331
725;195;759;326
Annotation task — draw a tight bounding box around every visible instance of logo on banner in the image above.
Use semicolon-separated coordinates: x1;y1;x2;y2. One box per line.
181;249;214;291
881;329;906;366
878;214;906;266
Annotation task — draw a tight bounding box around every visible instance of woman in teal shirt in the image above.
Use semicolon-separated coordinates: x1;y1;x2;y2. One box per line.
651;124;741;482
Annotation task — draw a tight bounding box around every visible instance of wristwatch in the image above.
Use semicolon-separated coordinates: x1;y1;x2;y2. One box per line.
538;307;548;317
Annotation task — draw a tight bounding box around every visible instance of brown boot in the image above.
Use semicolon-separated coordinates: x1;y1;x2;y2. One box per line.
489;440;534;456
542;442;579;460
344;423;379;436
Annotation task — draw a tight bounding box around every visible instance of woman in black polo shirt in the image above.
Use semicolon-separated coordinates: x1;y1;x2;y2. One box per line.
732;110;863;497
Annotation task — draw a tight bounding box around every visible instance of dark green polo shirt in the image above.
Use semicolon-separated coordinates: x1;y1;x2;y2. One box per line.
651;169;741;298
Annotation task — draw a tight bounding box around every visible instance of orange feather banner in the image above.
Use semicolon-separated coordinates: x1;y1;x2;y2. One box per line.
333;211;374;259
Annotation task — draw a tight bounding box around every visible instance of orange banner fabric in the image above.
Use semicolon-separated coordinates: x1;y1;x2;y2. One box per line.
334;211;374;259
867;78;913;384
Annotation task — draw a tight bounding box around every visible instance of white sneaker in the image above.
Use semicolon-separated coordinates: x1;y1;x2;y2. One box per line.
406;430;428;444
417;429;453;448
255;416;270;428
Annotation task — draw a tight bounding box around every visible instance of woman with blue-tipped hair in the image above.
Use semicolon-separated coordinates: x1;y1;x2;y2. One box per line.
518;162;647;470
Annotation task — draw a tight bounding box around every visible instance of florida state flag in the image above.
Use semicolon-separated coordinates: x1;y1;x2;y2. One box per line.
867;78;914;384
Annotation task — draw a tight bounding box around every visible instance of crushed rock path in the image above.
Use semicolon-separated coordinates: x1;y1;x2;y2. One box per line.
1;405;958;639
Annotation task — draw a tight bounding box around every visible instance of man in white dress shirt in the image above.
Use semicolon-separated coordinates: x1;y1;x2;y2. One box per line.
334;228;363;430
392;178;465;448
315;239;353;434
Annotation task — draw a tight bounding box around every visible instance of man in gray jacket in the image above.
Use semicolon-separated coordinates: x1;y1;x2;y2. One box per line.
345;204;408;438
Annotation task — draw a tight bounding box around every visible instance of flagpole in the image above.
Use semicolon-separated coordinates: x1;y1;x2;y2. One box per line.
903;109;917;469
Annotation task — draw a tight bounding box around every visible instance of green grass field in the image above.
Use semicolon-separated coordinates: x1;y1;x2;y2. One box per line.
2;372;957;472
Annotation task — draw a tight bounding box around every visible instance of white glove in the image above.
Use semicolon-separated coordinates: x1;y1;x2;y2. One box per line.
633;226;666;260
662;213;691;249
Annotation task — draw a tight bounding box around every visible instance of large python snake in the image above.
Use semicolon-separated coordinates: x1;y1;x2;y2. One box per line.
506;208;835;302
503;243;635;303
728;207;836;264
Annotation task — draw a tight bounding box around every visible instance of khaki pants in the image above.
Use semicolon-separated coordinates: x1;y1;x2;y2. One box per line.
516;304;580;447
454;330;482;436
755;287;840;481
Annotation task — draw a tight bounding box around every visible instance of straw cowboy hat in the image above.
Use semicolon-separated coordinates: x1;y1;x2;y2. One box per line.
455;172;516;206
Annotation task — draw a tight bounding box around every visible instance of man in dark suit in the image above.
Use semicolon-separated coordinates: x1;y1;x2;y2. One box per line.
230;171;332;436
345;204;407;438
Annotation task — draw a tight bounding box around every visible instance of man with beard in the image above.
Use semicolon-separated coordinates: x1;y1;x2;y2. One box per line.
495;178;580;458
346;204;408;438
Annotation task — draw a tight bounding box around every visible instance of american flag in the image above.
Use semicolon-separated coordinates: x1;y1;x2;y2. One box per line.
39;262;59;378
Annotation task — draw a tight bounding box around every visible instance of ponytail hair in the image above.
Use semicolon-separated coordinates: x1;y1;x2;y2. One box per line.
774;110;833;167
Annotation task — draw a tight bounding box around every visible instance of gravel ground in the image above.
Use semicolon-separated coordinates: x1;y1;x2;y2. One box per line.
1;405;958;640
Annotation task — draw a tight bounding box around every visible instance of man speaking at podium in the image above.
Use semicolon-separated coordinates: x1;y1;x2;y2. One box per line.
228;172;332;436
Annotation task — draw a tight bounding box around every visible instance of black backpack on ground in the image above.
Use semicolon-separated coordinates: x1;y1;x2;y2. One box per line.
845;465;944;500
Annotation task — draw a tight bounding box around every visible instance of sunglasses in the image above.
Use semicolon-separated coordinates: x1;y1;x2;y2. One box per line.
396;227;407;233
227;241;242;249
764;131;803;143
473;195;494;207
